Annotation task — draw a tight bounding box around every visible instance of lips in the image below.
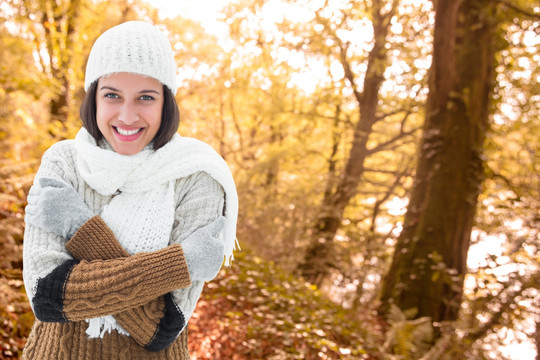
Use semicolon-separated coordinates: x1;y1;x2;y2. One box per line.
113;126;144;141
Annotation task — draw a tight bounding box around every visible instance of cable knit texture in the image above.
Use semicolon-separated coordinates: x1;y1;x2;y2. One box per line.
23;130;234;358
66;216;186;350
62;244;188;320
23;320;190;360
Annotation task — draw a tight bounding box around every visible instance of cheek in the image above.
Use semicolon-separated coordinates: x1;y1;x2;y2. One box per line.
145;104;163;129
95;104;109;131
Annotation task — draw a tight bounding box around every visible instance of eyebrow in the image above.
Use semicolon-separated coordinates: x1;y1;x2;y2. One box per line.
99;86;161;94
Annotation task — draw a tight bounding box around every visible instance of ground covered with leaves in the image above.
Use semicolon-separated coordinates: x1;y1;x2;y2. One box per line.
188;249;378;359
0;204;32;359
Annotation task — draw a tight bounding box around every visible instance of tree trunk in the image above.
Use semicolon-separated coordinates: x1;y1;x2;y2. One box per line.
297;0;397;285
379;0;497;325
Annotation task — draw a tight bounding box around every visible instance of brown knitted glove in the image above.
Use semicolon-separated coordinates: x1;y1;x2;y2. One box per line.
64;216;188;351
66;216;130;259
33;242;189;318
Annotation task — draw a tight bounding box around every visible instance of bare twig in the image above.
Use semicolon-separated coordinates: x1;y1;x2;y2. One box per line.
498;0;540;20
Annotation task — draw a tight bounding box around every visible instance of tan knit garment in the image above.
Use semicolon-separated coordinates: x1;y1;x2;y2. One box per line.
67;216;183;347
23;320;189;360
23;216;192;359
62;244;189;321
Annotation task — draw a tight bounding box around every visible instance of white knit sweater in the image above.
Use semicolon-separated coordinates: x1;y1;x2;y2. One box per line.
23;135;230;339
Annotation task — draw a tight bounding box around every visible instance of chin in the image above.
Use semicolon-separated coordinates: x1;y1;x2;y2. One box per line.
112;143;145;155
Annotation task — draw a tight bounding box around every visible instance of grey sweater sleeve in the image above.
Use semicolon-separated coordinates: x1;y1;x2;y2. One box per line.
23;141;80;306
170;171;225;325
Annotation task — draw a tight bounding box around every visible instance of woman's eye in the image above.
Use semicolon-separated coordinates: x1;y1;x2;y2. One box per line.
104;93;120;99
140;95;154;101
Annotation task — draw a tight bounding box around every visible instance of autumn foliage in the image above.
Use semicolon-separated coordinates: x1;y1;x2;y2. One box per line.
1;0;539;359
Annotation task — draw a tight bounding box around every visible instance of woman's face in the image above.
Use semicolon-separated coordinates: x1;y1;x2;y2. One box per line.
96;72;164;155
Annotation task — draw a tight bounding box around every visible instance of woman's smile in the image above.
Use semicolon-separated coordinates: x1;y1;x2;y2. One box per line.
114;126;143;137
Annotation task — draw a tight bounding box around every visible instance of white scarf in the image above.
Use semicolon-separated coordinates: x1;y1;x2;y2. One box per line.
74;128;239;338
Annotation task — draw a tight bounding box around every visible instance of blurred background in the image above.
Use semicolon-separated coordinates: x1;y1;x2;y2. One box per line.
0;0;538;359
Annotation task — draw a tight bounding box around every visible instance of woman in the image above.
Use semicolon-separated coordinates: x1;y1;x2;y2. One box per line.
22;21;238;359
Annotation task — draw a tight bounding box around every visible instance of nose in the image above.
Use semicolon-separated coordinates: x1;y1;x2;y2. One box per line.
118;102;139;124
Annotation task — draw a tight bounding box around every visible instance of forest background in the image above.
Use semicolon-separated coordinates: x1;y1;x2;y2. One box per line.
0;0;538;359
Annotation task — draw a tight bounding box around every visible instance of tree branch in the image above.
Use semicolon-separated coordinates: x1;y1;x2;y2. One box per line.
367;111;421;155
313;9;364;107
338;40;363;107
497;0;540;20
465;269;540;344
370;166;409;231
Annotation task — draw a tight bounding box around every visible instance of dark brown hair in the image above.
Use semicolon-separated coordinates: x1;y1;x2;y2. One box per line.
79;81;180;150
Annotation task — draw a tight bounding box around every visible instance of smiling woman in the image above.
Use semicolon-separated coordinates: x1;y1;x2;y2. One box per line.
22;21;239;359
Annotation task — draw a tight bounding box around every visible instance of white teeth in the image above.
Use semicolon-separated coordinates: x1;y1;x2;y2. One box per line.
116;127;141;136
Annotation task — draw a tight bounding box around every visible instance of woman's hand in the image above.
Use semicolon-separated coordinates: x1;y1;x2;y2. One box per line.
182;216;226;282
25;177;94;239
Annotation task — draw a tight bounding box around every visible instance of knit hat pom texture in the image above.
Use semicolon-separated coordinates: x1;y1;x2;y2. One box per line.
85;21;178;95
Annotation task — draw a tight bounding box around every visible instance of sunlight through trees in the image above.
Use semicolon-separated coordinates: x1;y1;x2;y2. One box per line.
1;0;538;359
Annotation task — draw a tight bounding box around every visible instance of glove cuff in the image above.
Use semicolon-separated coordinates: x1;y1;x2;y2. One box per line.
67;216;130;260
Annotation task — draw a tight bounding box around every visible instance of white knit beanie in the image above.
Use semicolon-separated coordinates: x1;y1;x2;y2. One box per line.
85;21;177;95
